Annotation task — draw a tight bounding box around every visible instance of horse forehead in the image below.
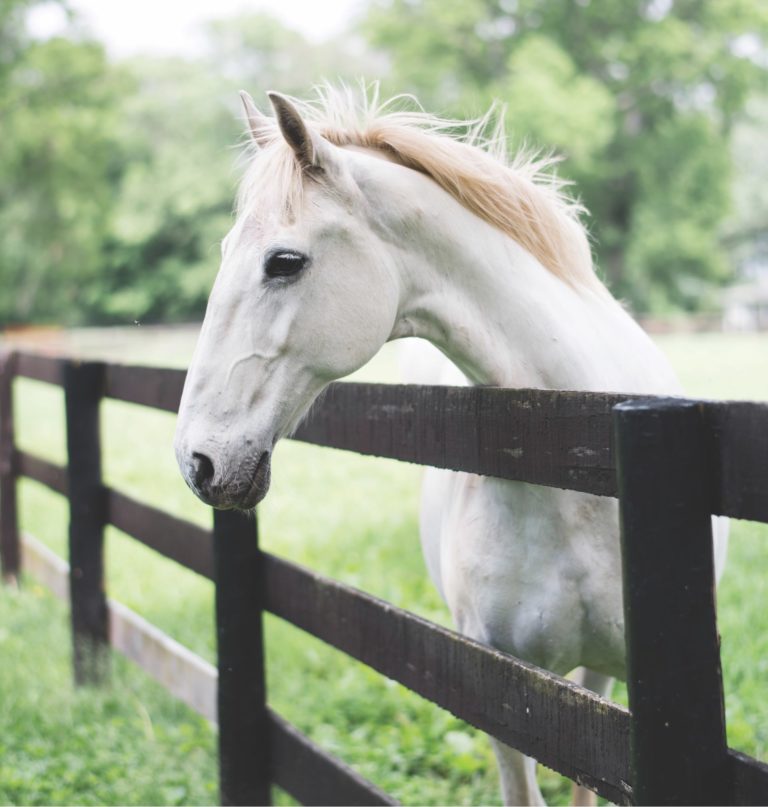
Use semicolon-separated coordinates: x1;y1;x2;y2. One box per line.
239;184;348;242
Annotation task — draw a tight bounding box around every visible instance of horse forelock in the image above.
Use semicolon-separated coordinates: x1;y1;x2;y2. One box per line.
236;83;604;294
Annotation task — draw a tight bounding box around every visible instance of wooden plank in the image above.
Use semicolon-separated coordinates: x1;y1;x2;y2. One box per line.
268;710;398;806
298;385;768;519
615;399;728;805
14;351;64;385
105;489;213;579
102;369;631;496
20;517;768;806
214;509;271;806
12;471;214;579
13;351;768;520
103;363;185;413
709;402;768;523
109;598;218;723
0;351;20;583
99;365;628;499
262;552;631;803
20;532;216;721
21;532;70;601
294;383;628;497
21;534;400;806
16;351;768;520
730;749;768;806
65;361;110;686
15;450;68;495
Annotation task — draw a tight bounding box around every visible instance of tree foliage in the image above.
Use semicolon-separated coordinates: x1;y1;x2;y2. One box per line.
726;96;768;258
94;57;238;323
1;1;766;325
0;2;124;324
0;9;370;325
363;0;768;310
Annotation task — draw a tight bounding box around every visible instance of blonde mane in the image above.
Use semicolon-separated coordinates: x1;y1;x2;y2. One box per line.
238;84;604;294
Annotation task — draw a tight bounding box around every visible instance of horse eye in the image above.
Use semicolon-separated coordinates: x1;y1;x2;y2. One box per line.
264;250;308;279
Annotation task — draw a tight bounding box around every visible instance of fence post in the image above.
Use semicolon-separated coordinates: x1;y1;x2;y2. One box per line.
65;360;110;686
614;398;729;805
213;508;271;806
0;350;20;585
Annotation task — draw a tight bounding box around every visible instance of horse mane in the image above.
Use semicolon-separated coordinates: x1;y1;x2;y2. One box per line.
238;84;604;294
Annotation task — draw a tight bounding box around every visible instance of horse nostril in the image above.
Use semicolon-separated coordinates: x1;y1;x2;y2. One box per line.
191;451;215;491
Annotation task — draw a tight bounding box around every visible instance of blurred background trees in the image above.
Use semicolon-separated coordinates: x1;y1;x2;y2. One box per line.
2;0;767;325
0;0;123;324
364;0;768;310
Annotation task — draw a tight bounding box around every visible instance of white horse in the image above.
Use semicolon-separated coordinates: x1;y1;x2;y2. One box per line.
174;86;727;805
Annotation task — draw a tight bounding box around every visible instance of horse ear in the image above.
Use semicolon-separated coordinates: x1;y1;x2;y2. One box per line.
239;90;272;147
267;91;319;168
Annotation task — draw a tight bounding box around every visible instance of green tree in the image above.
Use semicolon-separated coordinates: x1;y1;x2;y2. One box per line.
91;11;376;325
0;9;369;326
0;0;48;84
0;30;124;325
91;56;238;323
362;0;768;311
724;94;768;265
89;12;380;325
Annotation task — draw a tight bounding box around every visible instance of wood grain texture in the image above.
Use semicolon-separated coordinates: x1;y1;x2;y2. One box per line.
709;402;768;523
295;383;628;497
214;509;271;806
615;399;728;805
14;352;768;521
262;552;631;804
65;361;110;686
9;350;768;806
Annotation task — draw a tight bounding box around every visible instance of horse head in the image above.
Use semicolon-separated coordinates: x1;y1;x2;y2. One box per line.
174;92;401;509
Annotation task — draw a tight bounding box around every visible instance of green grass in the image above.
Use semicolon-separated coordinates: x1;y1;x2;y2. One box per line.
2;330;768;805
654;332;768;400
0;582;217;806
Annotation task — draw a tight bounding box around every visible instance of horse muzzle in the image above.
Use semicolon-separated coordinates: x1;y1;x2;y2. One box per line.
180;447;272;510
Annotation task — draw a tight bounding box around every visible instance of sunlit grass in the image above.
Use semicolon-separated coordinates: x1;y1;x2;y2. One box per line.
0;581;217;807
657;332;768;401
2;329;768;805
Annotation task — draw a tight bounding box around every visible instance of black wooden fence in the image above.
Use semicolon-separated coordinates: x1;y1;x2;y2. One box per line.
1;348;768;805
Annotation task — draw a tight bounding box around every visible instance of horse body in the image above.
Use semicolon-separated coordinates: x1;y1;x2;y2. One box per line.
351;146;678;673
174;88;726;805
422;469;626;673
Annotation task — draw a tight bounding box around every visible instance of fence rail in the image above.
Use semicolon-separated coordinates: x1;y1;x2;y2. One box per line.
14;350;768;520
2;348;768;805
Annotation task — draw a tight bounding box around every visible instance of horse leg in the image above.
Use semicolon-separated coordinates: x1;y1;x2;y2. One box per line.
569;667;614;807
447;603;545;805
489;739;545;806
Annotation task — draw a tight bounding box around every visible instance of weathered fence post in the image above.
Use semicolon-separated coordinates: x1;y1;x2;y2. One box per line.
0;350;20;585
614;398;729;805
213;508;271;806
65;360;110;685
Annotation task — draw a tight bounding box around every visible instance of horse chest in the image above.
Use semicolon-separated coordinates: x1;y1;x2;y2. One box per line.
421;469;626;677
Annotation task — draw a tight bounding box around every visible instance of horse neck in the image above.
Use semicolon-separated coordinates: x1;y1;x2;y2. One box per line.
386;175;676;394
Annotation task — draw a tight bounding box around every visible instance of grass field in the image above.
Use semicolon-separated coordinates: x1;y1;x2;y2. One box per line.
1;329;767;806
